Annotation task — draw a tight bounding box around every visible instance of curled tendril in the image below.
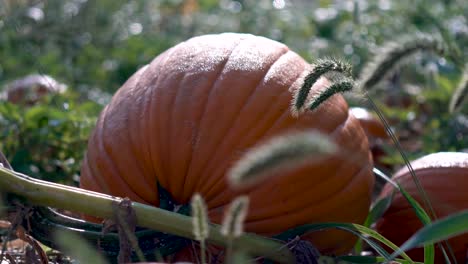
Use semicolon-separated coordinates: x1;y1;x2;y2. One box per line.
294;58;353;113
358;33;447;91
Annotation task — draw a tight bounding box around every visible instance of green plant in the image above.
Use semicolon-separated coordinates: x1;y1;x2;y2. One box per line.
376;152;468;263
1;1;467;263
0;91;101;185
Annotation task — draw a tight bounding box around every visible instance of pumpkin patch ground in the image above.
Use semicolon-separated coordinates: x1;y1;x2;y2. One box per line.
1;2;467;264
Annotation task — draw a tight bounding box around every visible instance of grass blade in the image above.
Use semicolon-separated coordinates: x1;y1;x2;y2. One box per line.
274;222;414;262
373;167;435;263
354;192;394;253
365;193;394;228
339;255;424;264
390;210;468;261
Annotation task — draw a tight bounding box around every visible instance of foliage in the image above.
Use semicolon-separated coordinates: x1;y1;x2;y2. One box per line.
0;91;101;185
0;1;467;179
0;1;467;262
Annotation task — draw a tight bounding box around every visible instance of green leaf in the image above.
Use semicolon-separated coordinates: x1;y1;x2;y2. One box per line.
373;168;435;264
54;229;108;264
391;210;468;260
365;194;394;228
338;255;424;264
354;193;393;253
274;222;414;262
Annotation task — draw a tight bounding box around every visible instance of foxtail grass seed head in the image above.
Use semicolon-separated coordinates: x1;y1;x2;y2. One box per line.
449;65;468;113
221;196;249;238
294;58;353;112
191;193;209;241
307;78;354;111
228;131;337;188
358;33;447;91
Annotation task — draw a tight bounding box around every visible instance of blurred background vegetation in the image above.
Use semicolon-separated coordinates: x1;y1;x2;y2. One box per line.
0;0;467;185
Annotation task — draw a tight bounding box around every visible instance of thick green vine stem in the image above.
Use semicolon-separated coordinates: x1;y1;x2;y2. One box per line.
0;167;294;263
294;58;353;113
20;206;187;263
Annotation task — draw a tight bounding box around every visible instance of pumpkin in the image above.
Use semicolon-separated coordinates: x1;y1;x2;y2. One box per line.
349;107;389;169
80;33;374;256
349;107;387;140
4;74;67;105
375;152;468;263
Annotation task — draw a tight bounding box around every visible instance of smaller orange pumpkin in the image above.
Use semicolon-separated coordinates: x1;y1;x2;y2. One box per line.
3;74;67;105
349;107;388;140
349;107;390;171
375;152;468;263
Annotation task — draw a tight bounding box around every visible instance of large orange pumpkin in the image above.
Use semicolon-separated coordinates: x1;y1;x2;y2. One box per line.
375;152;468;263
80;33;374;256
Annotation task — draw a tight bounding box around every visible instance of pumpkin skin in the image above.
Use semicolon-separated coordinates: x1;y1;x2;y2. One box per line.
349;107;389;170
80;33;374;255
349;107;387;140
375;152;468;263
